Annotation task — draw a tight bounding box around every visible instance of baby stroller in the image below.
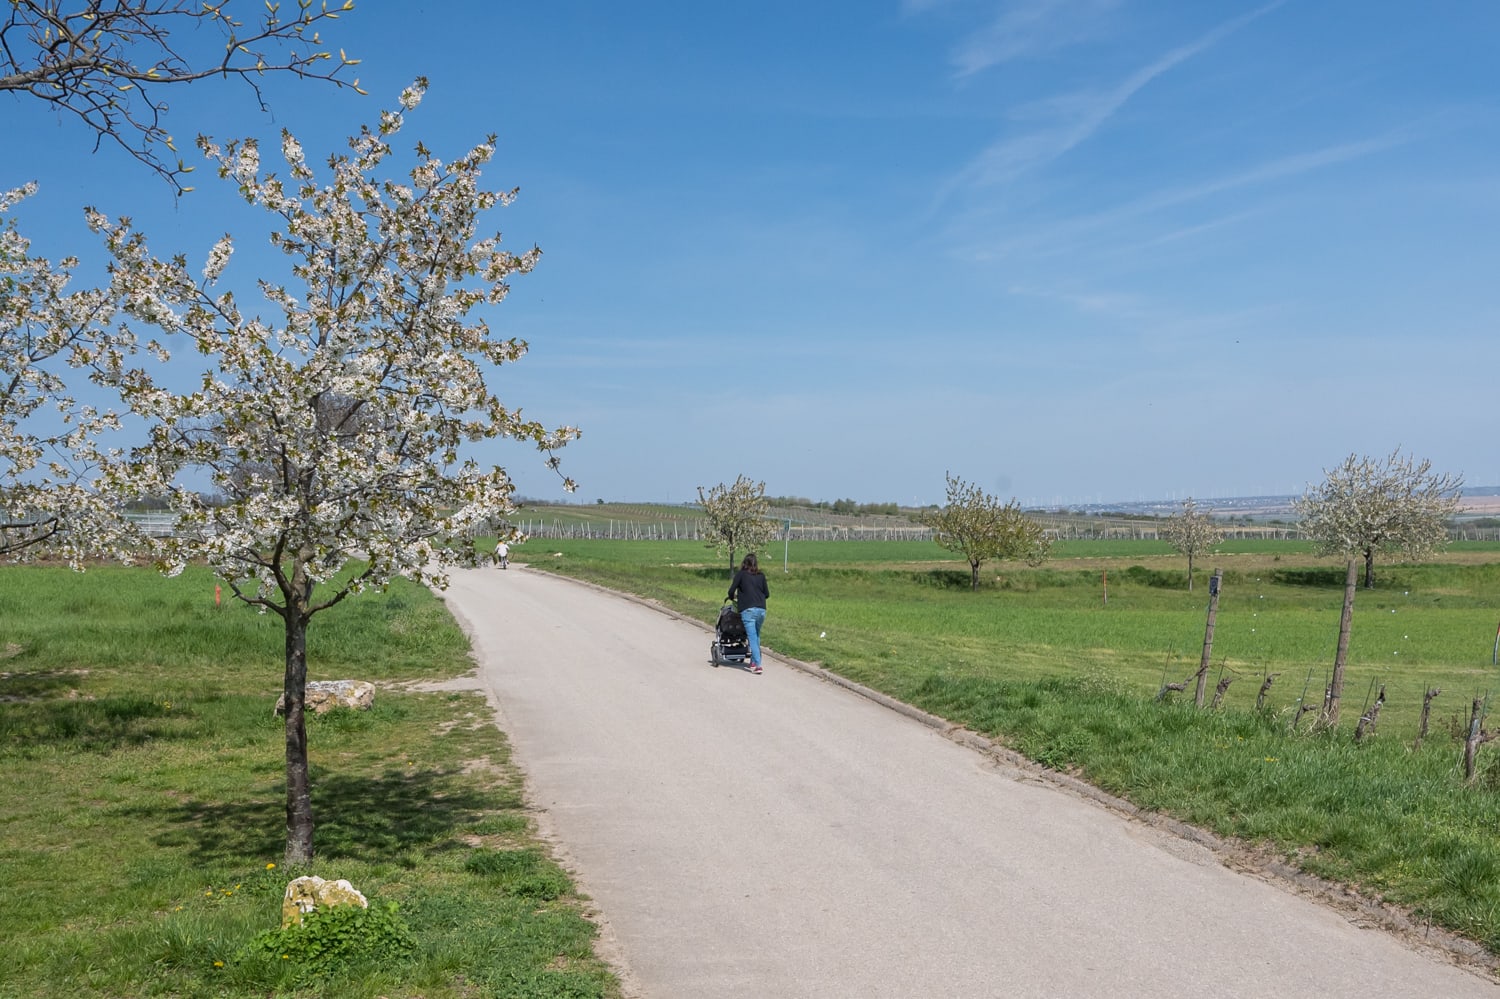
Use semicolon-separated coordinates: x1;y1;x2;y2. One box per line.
710;600;751;668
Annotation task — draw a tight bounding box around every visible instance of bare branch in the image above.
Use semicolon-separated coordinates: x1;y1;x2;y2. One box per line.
1;0;364;192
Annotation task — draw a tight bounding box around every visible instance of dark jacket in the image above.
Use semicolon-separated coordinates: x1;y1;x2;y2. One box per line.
727;569;769;611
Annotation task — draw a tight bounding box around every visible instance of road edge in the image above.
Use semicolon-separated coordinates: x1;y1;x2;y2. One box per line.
430;576;650;999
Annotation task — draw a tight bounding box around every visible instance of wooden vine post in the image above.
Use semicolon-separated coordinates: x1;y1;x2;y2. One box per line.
1194;570;1222;708
1323;559;1359;728
1463;696;1497;783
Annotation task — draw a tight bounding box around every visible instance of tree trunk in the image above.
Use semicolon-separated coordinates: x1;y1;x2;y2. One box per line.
969;558;981;591
283;609;314;863
1186;549;1195;592
282;557;315;864
1324;559;1358;729
1363;547;1375;589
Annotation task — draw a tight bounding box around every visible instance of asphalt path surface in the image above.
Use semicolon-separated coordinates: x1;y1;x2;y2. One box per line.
438;565;1500;999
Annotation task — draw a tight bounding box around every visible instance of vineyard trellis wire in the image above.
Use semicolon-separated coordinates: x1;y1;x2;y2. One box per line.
120;510;1500;543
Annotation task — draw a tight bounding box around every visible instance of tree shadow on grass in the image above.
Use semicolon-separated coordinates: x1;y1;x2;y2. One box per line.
0;695;200;755
0;667;87;700
137;767;496;866
1272;566;1366;588
907;569;974;590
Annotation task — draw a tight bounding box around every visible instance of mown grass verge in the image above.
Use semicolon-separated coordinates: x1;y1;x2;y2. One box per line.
0;565;618;999
525;537;1500;956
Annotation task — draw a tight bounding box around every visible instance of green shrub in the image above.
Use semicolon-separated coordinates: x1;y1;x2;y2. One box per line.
239;899;414;970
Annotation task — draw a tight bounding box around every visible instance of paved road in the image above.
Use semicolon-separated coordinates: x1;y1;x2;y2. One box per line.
438;565;1499;999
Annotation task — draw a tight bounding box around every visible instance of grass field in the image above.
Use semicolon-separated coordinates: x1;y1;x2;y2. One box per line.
0;565;618;999
518;535;1500;955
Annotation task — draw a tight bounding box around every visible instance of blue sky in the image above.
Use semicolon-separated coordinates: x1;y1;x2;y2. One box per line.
6;1;1499;507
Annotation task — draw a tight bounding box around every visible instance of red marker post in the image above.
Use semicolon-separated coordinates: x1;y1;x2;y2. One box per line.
214;584;221;608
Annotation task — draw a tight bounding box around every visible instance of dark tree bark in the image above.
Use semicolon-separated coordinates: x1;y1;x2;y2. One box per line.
283;609;314;863
277;563;317;864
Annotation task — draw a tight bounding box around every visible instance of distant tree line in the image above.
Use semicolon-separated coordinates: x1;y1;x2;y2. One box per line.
766;495;935;517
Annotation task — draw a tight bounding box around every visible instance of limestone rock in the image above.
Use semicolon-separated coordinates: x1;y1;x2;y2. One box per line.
281;875;369;928
273;679;375;717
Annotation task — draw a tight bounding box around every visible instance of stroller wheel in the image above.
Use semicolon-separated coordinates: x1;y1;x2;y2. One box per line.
710;641;721;666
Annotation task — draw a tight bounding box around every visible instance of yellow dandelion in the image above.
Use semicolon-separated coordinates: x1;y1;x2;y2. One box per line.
213;960;224;968
266;862;276;869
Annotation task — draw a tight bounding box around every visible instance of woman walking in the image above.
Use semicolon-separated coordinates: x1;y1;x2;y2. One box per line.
727;552;770;674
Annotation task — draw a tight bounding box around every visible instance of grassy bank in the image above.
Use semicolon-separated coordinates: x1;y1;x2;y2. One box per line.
525;537;1500;954
0;565;618;999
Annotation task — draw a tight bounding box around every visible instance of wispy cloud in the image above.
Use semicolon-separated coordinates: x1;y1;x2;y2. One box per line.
951;0;1122;77
954;132;1408;263
947;1;1286;192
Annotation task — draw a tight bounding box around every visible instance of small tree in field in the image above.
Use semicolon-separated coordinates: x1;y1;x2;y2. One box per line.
1163;497;1222;591
698;475;776;574
924;472;1050;591
2;0;363;192
1295;449;1462;590
1294;448;1462;728
94;80;577;862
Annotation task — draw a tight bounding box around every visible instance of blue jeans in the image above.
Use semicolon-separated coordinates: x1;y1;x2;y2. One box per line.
740;607;766;665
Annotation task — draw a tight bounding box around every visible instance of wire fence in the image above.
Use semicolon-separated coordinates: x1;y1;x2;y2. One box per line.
122;511;1500;544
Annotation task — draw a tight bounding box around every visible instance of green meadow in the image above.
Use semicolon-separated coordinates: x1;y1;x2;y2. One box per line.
520;537;1500;731
0;565;618;999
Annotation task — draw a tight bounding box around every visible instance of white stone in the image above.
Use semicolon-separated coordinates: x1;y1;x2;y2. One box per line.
273;679;375;716
281;875;369;928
